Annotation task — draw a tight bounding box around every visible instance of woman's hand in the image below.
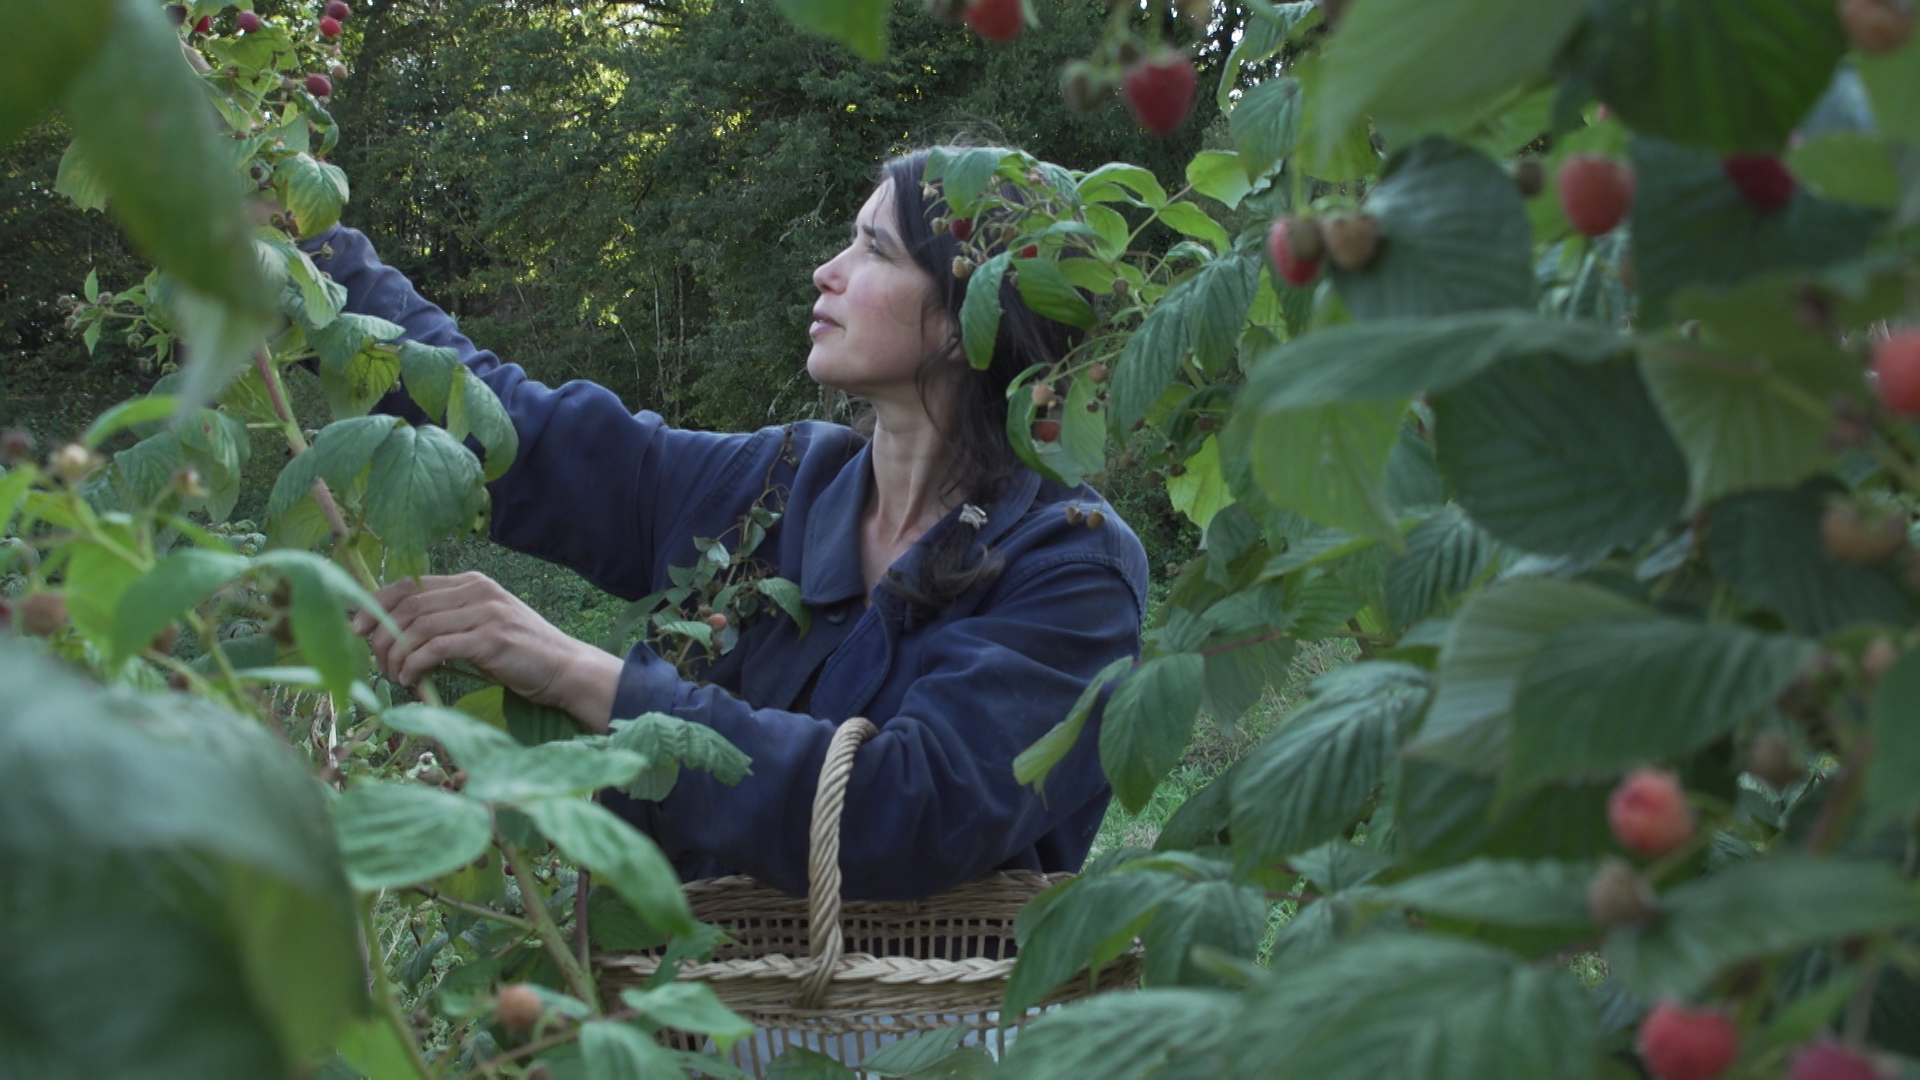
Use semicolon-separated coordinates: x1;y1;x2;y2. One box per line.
349;571;623;731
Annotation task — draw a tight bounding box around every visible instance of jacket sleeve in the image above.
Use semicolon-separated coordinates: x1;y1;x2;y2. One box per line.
305;225;749;598
609;555;1144;900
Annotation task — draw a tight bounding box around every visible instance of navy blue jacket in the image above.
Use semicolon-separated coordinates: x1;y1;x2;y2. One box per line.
310;227;1150;901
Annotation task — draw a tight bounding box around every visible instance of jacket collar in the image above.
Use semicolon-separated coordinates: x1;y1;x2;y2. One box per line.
799;441;1045;608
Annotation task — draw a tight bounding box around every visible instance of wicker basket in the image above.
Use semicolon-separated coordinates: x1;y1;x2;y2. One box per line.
595;716;1140;1074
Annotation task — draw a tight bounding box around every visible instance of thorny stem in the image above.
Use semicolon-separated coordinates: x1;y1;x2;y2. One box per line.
575;868;593;973
502;838;600;1011
360;896;437;1080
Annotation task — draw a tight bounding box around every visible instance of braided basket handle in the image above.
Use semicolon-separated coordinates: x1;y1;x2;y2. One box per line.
797;715;878;1008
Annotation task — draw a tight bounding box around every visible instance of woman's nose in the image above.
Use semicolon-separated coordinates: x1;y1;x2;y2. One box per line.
813;246;848;293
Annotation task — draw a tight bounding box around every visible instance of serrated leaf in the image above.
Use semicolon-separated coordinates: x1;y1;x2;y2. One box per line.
1432;354;1690;559
1315;0;1583;140
1506;618;1813;793
463;742;648;804
109;549;249;666
1005;867;1188;1016
618;984;753;1053
272;153;350;241
332;781;493;892
1363;859;1594;929
1229;662;1430;874
1100;653;1205;812
1608;856;1920;998
1403;578;1651;773
754;576;810;635
1187;150;1253;209
1016;655;1132;793
383;704;523;769
1707;485;1917;635
364;425;489;573
1867;650;1920;827
61;0;264;317
1566;0;1847;154
1077;162;1168;209
1329;138;1533;321
1231;77;1303;181
1156;202;1232;255
1243;398;1404;546
1638;339;1836;507
1224;933;1599;1080
310;312;405;372
517;797;693;935
54;140;107;213
579;1017;686;1078
960;253;1010;370
606;712;751;802
1012;257;1094;329
1384;506;1493;628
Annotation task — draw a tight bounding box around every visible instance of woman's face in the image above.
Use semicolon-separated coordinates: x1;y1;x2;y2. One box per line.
807;181;956;408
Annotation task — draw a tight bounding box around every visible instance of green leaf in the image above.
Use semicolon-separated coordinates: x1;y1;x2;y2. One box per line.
1001;987;1239;1080
311;312;405;372
516;797;694;935
1166;435;1234;531
1330;139;1533;321
1186;150;1254;209
1608;856;1920;998
1202;632;1296;734
1012;257;1094;329
1230;662;1431;875
1243;311;1628;414
1188;254;1260;375
1630;135;1884;325
320;343;401;421
61;0;265;317
960;252;1010;370
1015;655;1132;792
1707;485;1917;635
1507;618;1813;793
382;704;523;769
1364;859;1594;929
109;549;249;666
61;526;144;650
167;281;274;413
1243;398;1405;546
1396;759;1615;870
365;424;489;574
606;712;752;801
0;0;111;144
330;1017;422;1080
1404;578;1651;773
619;984;754;1054
54;140;107;213
83;394;178;448
1316;0;1582;140
1432;354;1690;558
1006;867;1189;1016
1225;933;1599;1080
1788;133;1901;208
1384;506;1493;628
268;415;398;520
0;648;361;1066
445;370;520;483
1156;202;1232;255
270;155;349;241
271;554;370;701
500;688;582;747
578;1018;687;1079
463;742;649;803
1108;280;1194;435
331;781;493;892
1868;650;1920;827
1638;339;1837;507
766;1047;858;1079
1230;77;1303;181
1077;162;1168;209
1566;0;1847;154
1100;653;1205;812
1139;873;1270;987
754;576;810;635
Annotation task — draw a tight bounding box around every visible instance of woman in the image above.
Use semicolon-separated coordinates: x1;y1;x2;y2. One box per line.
319;148;1150;901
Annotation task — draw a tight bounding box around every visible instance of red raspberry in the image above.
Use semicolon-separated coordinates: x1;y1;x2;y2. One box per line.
325;0;351;20
1638;1002;1739;1080
1841;0;1915;56
236;9;261;32
1032;419;1061;443
1608;768;1694;858
1122;52;1197;135
1018;244;1038;259
1267;219;1321;286
194;15;211;32
306;73;333;97
1557;154;1635;237
494;984;543;1033
1722;154;1796;210
1871;329;1920;417
963;0;1023;43
319;14;342;37
1788;1039;1888;1080
949;216;973;241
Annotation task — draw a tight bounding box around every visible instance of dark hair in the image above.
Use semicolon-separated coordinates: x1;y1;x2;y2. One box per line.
872;147;1086;616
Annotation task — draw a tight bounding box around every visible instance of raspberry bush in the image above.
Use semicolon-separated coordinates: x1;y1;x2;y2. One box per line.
7;0;1920;1078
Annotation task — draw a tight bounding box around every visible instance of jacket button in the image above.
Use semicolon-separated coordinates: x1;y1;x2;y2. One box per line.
825;608;847;625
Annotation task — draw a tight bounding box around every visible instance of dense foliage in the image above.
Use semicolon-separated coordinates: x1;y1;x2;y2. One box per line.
6;0;1920;1078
